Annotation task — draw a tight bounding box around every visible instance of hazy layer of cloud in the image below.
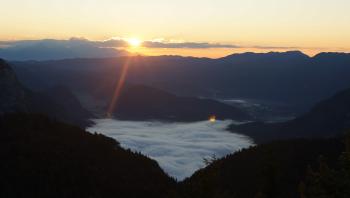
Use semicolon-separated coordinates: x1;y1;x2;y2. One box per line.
87;119;254;180
93;39;129;48
0;38;129;61
0;38;239;49
143;41;239;49
0;37;303;60
0;37;299;50
252;45;299;50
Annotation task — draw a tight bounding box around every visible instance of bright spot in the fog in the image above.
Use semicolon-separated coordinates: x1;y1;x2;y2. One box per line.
209;115;216;123
87;119;253;180
127;38;141;47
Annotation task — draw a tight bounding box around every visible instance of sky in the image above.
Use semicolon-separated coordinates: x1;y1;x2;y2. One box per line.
1;0;350;57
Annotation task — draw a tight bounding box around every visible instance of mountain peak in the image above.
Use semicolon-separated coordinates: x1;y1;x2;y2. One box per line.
222;50;309;61
277;50;308;56
0;59;15;75
0;58;9;69
313;52;350;60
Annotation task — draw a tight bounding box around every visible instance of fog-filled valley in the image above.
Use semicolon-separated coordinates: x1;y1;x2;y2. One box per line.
87;119;253;180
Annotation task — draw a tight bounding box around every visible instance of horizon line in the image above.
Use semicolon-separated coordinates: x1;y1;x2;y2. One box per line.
4;50;350;63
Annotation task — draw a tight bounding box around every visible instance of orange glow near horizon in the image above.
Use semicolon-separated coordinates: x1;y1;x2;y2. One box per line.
126;47;347;59
1;0;350;58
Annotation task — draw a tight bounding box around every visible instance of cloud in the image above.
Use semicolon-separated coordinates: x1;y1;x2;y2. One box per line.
0;37;301;50
252;45;299;50
0;37;304;60
93;39;129;48
0;38;240;50
0;38;129;61
142;41;240;49
87;119;253;181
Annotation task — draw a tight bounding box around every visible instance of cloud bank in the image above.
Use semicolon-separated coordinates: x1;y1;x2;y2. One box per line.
0;37;239;50
0;37;301;60
87;119;254;180
0;38;129;61
142;41;239;49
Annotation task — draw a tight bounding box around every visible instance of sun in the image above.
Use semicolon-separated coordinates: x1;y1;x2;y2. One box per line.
127;38;142;47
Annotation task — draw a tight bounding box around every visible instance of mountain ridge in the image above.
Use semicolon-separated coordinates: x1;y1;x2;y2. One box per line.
10;51;350;118
109;84;252;122
229;87;350;143
0;59;93;127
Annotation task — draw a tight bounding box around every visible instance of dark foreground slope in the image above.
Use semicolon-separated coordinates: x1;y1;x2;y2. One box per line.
41;85;95;126
1;114;349;198
230;88;350;143
111;85;251;122
0;59;93;127
0;114;177;198
180;138;344;198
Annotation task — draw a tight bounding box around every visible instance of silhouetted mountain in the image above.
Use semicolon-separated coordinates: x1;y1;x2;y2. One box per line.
0;59;93;127
42;85;94;125
110;85;252;122
11;51;350;117
0;114;176;198
221;51;309;62
181;138;344;198
313;52;350;62
230;88;350;143
0;59;30;113
1;113;348;198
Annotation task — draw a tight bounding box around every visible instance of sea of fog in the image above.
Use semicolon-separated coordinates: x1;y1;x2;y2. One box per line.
87;119;254;180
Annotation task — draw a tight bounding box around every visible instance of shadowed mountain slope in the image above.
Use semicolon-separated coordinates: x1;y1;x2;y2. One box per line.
0;59;93;127
110;85;252;122
230;88;350;143
11;52;350;115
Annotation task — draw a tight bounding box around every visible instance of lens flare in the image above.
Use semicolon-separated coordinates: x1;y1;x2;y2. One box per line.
106;57;132;118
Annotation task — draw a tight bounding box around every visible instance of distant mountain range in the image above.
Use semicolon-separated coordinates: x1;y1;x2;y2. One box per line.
230;87;350;143
0;59;93;127
0;58;250;123
10;51;350;116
